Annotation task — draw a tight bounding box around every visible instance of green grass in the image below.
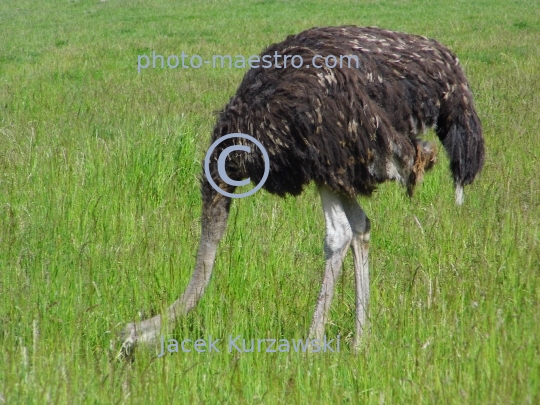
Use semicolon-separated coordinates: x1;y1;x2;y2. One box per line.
1;0;539;403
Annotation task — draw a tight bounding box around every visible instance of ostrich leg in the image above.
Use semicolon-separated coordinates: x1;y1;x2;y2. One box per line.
119;180;233;357
341;196;370;349
308;185;353;341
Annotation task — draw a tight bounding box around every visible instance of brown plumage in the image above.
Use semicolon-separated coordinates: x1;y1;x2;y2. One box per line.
208;25;484;200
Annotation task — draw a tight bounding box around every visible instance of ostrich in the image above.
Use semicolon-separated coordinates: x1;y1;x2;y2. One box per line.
120;26;485;356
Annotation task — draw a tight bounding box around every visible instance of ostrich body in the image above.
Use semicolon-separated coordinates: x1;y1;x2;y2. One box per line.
120;26;485;355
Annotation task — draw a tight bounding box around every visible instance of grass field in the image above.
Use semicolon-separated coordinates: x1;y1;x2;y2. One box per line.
1;0;539;403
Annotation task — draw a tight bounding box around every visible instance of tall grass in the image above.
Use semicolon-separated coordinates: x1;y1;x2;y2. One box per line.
1;0;539;403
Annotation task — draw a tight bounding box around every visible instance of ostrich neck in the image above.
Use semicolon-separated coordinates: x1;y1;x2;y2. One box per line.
167;188;231;321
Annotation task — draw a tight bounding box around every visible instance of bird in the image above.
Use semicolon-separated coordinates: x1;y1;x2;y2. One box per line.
119;25;485;357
